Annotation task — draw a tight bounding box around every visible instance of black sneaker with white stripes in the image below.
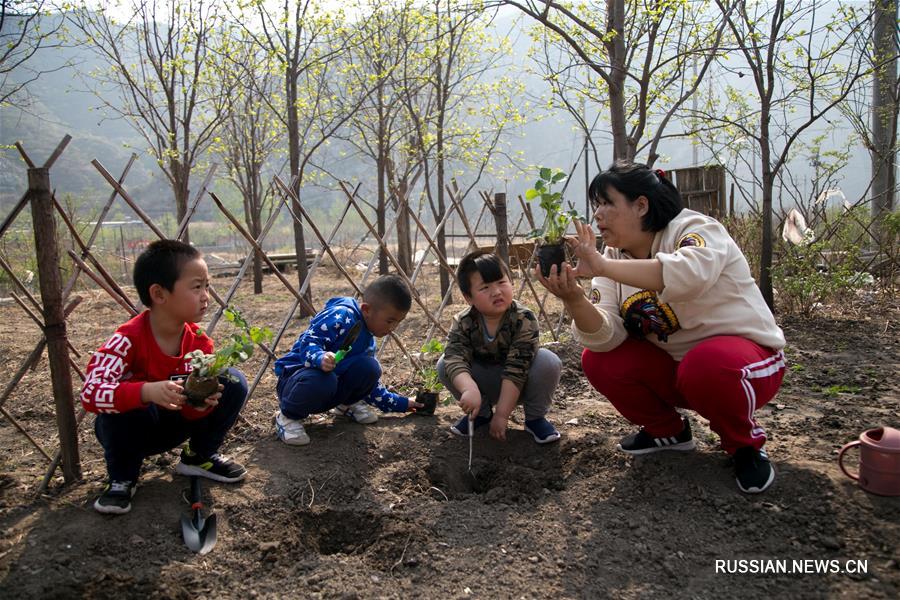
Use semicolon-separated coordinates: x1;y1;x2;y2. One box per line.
734;446;775;493
617;416;696;455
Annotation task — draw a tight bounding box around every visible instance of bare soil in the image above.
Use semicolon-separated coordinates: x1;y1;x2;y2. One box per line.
1;266;898;599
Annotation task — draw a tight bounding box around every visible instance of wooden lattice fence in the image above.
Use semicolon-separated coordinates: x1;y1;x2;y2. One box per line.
0;135;567;494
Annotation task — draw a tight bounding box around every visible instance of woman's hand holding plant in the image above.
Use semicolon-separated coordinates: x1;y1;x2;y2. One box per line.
569;218;606;278
534;262;583;302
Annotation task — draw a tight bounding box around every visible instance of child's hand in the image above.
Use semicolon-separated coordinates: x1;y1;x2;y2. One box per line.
489;413;509;441
458;387;482;417
201;383;224;408
406;397;424;412
141;380;186;411
320;352;336;372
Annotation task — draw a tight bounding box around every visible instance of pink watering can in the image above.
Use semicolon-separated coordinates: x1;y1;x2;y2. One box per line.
837;426;900;496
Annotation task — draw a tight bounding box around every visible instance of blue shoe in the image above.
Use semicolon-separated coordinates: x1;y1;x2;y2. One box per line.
525;418;561;444
450;413;492;436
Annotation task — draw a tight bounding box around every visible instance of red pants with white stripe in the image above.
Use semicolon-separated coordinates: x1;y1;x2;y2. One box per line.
581;336;785;454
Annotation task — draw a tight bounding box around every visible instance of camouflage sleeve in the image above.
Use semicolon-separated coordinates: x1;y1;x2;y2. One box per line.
442;314;473;385
502;308;540;390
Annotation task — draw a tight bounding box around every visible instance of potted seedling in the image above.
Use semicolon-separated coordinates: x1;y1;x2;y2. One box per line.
525;167;581;277
414;339;444;415
183;307;273;407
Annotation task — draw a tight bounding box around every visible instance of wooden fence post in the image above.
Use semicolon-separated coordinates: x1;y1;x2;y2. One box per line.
27;166;81;482
494;192;509;267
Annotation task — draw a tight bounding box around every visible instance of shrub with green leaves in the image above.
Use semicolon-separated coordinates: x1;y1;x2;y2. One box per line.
525;167;580;245
877;209;900;292
185;307;273;378
771;239;864;317
722;213;763;281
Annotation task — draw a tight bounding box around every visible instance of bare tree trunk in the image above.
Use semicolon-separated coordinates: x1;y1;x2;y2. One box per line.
172;160;190;243
377;122;389;275
871;0;898;238
759;114;775;311
396;183;413;276
250;209;263;295
287;71;313;316
606;0;630;160
436;134;451;300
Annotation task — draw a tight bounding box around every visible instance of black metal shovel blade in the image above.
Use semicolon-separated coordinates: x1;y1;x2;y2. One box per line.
181;510;217;554
181;476;217;554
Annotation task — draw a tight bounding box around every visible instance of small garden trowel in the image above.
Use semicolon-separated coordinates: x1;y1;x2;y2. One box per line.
334;321;363;364
181;476;217;554
467;414;475;472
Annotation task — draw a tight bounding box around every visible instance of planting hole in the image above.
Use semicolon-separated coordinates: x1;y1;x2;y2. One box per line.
294;509;384;555
426;459;563;502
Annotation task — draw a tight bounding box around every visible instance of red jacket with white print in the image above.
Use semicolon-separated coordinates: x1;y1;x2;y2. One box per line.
80;311;215;420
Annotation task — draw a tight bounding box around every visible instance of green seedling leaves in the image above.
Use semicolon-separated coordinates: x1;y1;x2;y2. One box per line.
185;307;273;378
524;166;573;245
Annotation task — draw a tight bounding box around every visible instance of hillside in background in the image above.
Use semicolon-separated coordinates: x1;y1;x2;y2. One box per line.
1;8;873;224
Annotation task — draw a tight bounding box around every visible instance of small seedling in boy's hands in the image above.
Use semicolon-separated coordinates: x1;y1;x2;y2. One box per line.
183;307;273;407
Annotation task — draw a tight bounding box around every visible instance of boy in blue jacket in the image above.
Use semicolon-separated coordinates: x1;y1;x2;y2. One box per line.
273;275;422;445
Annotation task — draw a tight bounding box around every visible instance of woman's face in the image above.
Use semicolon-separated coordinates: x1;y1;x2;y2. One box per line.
591;186;651;255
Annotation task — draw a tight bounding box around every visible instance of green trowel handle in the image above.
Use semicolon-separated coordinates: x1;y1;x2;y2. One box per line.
334;346;351;363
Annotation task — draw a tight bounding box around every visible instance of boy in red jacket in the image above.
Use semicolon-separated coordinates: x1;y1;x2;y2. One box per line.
81;240;247;514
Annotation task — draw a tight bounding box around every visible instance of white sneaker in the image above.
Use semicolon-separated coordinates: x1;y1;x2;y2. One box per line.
274;411;310;446
333;401;378;424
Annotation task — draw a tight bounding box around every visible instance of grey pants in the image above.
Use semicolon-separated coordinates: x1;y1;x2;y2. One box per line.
437;348;562;420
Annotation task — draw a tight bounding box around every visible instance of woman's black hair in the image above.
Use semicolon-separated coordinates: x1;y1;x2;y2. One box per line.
588;161;683;231
456;249;511;297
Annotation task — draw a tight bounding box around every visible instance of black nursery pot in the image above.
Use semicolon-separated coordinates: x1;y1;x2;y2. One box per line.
416;391;438;416
537;242;566;278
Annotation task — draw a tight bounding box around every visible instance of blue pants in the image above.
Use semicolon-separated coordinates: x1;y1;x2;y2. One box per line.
94;369;247;481
277;353;381;420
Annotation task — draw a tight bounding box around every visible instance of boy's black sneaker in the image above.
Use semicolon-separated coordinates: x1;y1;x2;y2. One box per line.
175;446;247;483
93;480;136;515
450;413;492;437
734;446;775;493
617;416;696;455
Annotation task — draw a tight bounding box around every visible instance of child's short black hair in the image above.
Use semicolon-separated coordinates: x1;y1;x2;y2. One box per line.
589;161;683;232
363;274;412;312
133;239;201;307
456;250;511;297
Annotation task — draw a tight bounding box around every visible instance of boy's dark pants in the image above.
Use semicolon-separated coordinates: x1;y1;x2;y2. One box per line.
95;369;247;482
277;353;380;420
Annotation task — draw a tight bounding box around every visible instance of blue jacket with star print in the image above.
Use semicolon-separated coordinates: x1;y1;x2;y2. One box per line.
273;297;409;412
